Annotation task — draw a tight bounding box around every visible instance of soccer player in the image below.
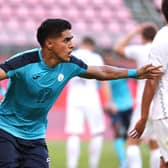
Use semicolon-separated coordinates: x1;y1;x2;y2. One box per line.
0;18;162;168
114;23;160;168
65;36;106;168
102;49;134;168
129;0;168;167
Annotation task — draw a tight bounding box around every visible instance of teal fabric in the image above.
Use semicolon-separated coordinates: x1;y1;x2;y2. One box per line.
108;79;133;111
113;138;127;168
0;48;87;140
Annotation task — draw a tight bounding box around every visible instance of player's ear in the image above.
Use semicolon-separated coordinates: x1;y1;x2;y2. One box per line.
45;38;53;50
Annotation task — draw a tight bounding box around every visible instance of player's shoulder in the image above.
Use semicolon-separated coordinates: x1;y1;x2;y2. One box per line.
0;48;40;72
152;26;168;47
158;25;168;33
7;48;39;62
154;26;168;39
69;55;88;69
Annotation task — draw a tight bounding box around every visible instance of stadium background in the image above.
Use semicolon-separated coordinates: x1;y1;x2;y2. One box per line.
0;0;164;167
0;0;164;140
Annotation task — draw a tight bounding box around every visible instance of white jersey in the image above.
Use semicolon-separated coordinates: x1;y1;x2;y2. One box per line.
125;43;152;104
67;49;104;107
126;42;156;136
65;49;105;134
148;26;168;120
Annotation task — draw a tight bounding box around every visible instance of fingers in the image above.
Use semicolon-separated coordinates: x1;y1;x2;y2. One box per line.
151;69;163;73
149;69;163;78
138;64;163;80
155;65;162;69
148;66;162;72
145;65;163;78
145;64;162;71
128;129;140;139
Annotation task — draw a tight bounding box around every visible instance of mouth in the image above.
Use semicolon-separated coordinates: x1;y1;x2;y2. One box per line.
68;51;72;56
66;52;71;61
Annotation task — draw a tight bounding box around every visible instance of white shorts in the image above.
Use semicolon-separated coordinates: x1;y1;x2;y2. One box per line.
128;104;157;140
65;105;105;135
153;118;168;162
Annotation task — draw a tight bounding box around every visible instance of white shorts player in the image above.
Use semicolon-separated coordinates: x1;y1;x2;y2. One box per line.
128;102;156;140
65;49;105;135
147;26;168;161
125;42;157;139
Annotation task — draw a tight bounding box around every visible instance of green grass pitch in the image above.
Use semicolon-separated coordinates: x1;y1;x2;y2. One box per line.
47;140;150;168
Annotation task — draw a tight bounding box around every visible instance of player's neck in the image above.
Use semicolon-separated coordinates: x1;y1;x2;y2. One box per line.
41;49;60;67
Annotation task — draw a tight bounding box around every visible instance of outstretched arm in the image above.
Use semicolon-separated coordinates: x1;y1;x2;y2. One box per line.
129;79;158;138
0;68;7;80
80;64;162;80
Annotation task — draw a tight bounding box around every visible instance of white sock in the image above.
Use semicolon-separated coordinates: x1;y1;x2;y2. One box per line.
89;135;103;168
67;135;80;168
126;145;142;168
150;148;160;168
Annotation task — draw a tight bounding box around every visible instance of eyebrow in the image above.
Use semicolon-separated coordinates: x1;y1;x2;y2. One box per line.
65;36;73;41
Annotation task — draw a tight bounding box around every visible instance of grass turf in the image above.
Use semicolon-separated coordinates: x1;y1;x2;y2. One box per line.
47;140;150;168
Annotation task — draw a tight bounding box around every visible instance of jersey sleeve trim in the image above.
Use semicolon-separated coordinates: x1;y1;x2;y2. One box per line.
69;55;88;70
0;51;40;73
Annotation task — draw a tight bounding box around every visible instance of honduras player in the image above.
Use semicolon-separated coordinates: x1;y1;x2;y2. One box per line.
0;18;162;167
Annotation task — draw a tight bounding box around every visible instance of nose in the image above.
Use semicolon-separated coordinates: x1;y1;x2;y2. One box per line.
69;41;74;49
69;40;74;49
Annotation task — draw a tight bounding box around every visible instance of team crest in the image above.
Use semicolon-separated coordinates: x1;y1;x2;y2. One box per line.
57;73;64;82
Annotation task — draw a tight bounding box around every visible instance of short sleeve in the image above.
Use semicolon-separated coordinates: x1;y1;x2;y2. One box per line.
148;32;167;71
0;59;16;78
124;45;141;59
69;56;88;77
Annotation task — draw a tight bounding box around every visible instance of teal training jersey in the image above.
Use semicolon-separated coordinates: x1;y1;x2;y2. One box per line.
0;48;88;140
109;79;133;111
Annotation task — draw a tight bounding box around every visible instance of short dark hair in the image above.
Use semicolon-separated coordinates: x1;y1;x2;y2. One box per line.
37;18;72;47
162;0;168;22
142;25;157;41
82;36;96;47
101;48;113;57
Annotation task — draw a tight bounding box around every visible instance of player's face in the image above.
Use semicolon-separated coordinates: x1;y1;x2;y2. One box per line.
49;30;74;62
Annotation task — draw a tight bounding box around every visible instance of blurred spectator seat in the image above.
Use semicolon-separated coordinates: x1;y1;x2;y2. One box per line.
0;0;136;47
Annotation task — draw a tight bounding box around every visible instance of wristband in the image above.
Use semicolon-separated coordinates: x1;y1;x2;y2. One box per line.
128;69;138;78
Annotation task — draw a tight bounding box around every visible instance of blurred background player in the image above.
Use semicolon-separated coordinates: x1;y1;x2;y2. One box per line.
114;23;160;168
102;49;134;168
65;36;108;168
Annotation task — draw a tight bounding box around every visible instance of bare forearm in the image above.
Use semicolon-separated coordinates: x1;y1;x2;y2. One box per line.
114;30;137;56
0;68;7;80
117;31;137;47
81;64;162;81
141;79;158;120
82;65;135;80
98;65;131;80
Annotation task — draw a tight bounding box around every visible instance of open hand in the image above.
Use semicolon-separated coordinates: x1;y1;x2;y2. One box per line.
128;118;147;139
137;64;163;79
